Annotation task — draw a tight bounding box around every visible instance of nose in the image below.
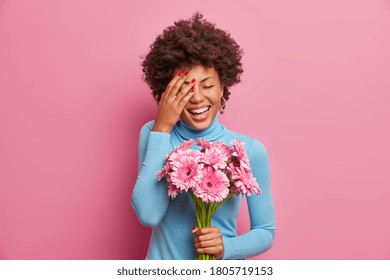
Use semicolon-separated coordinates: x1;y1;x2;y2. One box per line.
189;85;204;104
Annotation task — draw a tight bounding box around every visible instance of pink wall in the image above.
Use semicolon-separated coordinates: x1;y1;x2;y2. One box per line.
1;0;389;259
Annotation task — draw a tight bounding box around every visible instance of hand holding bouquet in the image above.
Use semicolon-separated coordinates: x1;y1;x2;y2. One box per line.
157;138;261;260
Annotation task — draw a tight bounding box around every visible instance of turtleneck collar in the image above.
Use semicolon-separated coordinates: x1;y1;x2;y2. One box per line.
172;114;227;142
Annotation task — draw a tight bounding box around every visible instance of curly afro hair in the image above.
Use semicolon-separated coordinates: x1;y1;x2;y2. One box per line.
141;13;243;113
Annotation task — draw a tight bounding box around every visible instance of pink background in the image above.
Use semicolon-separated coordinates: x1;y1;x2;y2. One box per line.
1;0;390;259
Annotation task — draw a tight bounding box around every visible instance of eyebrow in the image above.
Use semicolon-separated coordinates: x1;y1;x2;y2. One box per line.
183;76;214;84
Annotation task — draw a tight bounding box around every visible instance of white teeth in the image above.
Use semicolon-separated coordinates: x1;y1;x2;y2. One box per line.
189;107;209;114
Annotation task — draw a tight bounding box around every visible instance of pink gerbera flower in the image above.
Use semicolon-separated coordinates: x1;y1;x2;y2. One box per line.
162;140;195;165
168;147;202;166
231;165;261;196
168;183;180;199
211;142;233;158
174;139;196;152
198;138;233;158
170;156;203;192
232;140;250;170
156;164;171;181
197;138;212;151
193;168;229;202
200;147;227;170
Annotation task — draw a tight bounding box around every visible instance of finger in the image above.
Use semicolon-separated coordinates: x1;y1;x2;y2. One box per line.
168;77;195;104
174;87;196;112
194;228;221;240
161;70;186;101
177;89;195;111
196;246;223;256
166;68;194;99
194;226;219;237
174;78;197;104
194;233;221;244
194;238;222;249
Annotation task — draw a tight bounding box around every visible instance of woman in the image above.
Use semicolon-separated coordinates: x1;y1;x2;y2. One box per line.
132;13;275;260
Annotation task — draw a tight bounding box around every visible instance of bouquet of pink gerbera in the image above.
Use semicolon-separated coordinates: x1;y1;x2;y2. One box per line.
157;138;261;260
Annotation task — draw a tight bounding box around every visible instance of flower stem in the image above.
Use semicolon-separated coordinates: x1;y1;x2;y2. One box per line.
214;193;235;212
190;190;229;261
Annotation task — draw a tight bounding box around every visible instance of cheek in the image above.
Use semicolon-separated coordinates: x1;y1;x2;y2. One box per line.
214;90;223;105
207;94;220;105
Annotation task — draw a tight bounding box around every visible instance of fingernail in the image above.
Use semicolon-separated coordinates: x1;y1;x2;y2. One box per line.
191;78;196;83
184;71;189;76
192;226;197;233
191;88;195;93
178;72;183;77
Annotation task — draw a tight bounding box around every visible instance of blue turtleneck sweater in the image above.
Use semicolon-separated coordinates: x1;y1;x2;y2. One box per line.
132;116;275;259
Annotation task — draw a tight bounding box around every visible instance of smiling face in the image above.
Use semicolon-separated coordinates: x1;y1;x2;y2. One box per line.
173;64;224;130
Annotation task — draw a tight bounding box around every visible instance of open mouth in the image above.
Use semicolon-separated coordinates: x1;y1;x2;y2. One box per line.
187;106;211;120
188;106;211;115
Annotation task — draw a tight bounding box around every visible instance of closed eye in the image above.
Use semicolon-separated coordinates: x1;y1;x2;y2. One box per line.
203;85;214;89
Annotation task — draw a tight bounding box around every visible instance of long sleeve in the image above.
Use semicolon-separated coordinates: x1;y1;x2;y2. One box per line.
222;138;275;259
131;121;172;227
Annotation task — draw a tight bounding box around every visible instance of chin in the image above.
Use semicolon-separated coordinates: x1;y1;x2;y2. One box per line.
191;122;211;130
